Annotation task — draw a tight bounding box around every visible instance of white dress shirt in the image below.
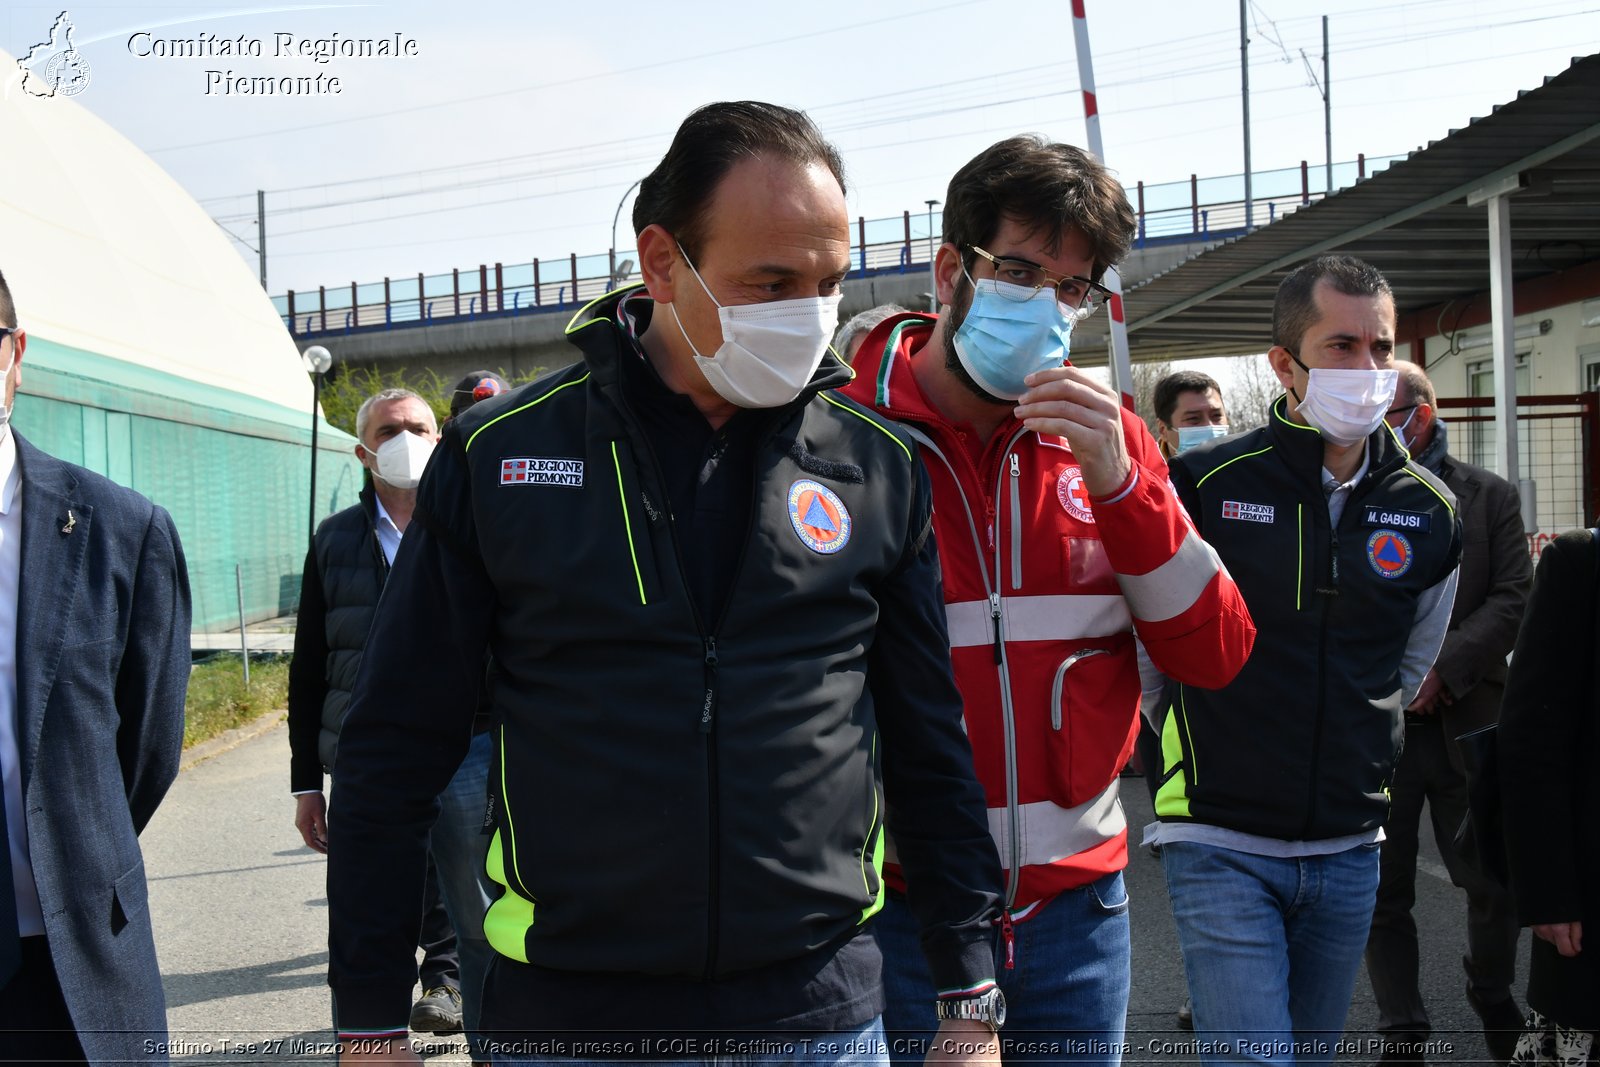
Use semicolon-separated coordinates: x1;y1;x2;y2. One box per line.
0;432;42;935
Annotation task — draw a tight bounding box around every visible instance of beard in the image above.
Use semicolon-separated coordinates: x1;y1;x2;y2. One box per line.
941;271;1013;407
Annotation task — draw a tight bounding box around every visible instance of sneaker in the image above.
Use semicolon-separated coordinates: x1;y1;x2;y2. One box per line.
1176;997;1193;1030
1465;981;1523;1064
409;986;463;1034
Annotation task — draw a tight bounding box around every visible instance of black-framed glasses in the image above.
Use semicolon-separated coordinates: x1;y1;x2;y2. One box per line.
968;246;1112;317
0;327;17;345
1386;404;1418;420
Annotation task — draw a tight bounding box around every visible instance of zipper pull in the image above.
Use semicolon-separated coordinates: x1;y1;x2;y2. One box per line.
1001;910;1016;971
1009;453;1020;478
989;593;1004;665
700;637;718;733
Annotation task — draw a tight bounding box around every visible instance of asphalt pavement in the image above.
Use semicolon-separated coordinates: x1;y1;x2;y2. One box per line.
141;721;1526;1065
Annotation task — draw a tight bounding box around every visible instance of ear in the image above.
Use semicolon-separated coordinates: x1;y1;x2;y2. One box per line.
1415;402;1435;434
637;224;680;305
934;242;964;307
354;443;370;464
1265;346;1298;394
13;329;24;364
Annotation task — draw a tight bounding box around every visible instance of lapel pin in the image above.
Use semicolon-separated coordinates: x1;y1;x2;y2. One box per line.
61;509;76;534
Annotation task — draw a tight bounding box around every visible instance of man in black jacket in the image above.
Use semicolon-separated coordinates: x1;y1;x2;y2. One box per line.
1363;362;1529;1066
1151;256;1462;1067
288;388;497;1062
327;102;1003;1067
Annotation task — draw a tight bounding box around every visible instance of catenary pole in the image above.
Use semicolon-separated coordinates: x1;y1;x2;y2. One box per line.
1069;0;1135;410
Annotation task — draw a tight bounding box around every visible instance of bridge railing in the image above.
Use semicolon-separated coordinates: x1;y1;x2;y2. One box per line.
275;154;1400;340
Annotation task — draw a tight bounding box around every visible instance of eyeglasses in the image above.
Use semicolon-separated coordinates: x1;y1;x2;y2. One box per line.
1386;404;1417;420
968;246;1112;317
0;327;17;344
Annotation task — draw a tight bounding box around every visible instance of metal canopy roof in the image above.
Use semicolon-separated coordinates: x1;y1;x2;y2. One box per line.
1122;53;1600;361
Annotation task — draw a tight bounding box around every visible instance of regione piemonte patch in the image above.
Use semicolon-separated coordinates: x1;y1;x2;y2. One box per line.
1221;500;1275;523
787;479;851;554
500;457;584;486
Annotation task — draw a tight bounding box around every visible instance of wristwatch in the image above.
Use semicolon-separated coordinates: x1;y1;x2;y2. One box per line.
934;987;1006;1032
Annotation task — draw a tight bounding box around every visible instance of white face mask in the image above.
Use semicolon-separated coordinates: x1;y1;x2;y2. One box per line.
1175;424;1229;454
373;431;435;490
669;244;843;409
1293;367;1397;447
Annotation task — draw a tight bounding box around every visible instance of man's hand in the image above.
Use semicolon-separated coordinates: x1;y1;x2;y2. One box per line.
1533;921;1583;957
924;1020;1000;1067
1014;367;1132;497
295;792;329;854
1406;669;1444;714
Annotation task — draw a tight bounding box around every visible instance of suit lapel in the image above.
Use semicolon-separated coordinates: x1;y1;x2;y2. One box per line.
14;436;91;778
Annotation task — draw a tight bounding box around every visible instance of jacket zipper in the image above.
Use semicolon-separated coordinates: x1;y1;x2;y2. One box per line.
1051;648;1111;730
903;424;1028;965
610;402;765;981
1009;452;1023;591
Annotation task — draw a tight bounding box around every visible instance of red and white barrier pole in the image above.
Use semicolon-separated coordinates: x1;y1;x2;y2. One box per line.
1070;0;1136;411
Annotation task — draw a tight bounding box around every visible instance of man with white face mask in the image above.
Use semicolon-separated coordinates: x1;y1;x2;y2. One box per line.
288;388;499;1063
1152;255;1463;1067
326;102;1003;1067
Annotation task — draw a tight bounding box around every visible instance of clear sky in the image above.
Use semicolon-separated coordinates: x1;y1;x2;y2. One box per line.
6;0;1597;298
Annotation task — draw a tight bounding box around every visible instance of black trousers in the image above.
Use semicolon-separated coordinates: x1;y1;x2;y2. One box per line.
0;935;86;1064
1364;714;1521;1036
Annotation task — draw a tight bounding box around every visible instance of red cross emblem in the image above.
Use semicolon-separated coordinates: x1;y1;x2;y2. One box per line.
1056;466;1096;524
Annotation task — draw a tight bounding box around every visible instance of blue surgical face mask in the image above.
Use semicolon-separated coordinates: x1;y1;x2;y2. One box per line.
951;275;1074;402
1176;424;1229;454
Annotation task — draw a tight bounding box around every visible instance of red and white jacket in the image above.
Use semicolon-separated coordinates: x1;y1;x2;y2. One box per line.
842;315;1255;925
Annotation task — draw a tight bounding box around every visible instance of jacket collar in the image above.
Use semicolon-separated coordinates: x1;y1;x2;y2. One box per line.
1265;393;1411;486
566;284;853;408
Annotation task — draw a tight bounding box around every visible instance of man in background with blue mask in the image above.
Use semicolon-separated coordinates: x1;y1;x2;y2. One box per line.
1152;370;1228;461
325;101;1005;1067
844;135;1256;1064
1153;256;1463;1067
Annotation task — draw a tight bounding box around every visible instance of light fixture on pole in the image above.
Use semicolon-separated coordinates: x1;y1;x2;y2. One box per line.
925;199;940;312
302;344;333;550
610;179;644;290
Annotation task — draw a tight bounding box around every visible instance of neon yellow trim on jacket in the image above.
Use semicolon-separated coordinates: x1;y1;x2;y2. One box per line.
483;830;534;963
612;441;647;606
465;373;590;453
820;393;913;463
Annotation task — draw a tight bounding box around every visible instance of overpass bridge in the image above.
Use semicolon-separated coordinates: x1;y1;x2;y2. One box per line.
274;154;1399;381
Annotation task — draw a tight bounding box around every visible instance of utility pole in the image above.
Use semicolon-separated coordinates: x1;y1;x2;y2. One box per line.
1299;16;1334;194
257;189;267;290
1240;0;1253;230
925;199;939;313
1323;15;1332;193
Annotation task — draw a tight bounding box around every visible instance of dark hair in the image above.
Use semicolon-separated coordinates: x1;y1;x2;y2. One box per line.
1153;370;1222;426
632;101;846;261
941;135;1135;283
0;268;14;329
1272;255;1393;350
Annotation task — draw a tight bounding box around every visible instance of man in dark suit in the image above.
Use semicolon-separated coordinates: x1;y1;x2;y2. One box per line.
0;269;192;1064
1364;360;1530;1066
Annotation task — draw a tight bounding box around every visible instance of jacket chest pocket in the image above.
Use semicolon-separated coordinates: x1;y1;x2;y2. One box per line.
1043;644;1138;807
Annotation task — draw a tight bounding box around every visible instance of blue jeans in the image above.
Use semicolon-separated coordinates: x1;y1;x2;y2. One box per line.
490;1017;887;1067
1161;841;1382;1067
873;873;1130;1065
432;729;496;1061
